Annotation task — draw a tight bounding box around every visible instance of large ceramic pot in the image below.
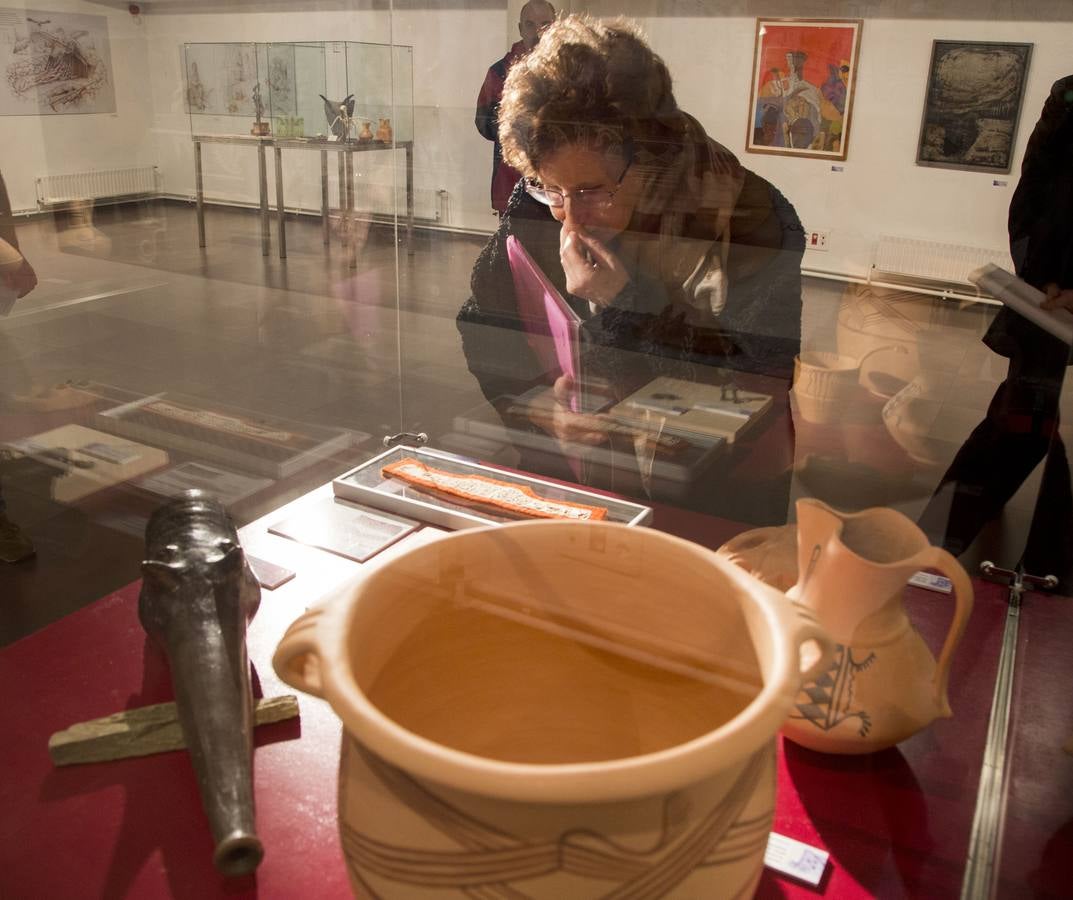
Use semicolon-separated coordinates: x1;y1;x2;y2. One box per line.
274;520;833;898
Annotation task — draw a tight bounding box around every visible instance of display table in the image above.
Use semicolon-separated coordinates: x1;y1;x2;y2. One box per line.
192;134;415;264
0;469;1039;898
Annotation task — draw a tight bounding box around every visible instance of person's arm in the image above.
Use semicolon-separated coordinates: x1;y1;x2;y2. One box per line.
1009;77;1073;288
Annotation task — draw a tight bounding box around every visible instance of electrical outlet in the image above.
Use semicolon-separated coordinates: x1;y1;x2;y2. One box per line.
807;230;829;251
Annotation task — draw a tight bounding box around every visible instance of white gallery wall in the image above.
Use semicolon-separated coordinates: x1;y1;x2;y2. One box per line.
1;0;1071;279
0;0;156;212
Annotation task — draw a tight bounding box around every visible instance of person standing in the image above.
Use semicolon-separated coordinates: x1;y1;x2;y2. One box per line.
474;0;556;215
0;169;37;563
918;75;1073;586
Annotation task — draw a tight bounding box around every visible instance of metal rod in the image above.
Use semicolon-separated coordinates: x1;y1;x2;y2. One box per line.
194;140;206;248
274;146;286;260
257;143;269;257
959;564;1041;900
406;143;415;256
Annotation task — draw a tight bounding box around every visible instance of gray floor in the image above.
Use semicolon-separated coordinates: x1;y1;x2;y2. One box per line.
0;200;488;643
1;200;1069;644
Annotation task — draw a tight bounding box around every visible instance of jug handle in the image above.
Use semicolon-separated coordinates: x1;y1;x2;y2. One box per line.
915;546;975;717
789;600;837;684
272;607;327;699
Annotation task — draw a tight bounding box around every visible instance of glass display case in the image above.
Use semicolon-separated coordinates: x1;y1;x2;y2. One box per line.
263;41;328;138
183;41;267;135
3;2;1073;898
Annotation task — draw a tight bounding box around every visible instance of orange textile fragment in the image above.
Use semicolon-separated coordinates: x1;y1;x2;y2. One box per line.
381;458;608;521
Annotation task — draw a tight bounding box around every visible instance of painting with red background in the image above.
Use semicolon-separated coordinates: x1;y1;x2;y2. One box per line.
757;23;855;91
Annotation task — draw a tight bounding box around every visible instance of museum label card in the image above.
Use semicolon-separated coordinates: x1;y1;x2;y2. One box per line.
268;497;418;564
246;555;296;591
764;832;829;886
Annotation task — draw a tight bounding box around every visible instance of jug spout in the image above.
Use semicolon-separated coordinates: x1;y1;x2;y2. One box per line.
789;498;843;596
789;499;925;645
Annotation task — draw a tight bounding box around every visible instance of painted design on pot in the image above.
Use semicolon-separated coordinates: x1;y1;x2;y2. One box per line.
340;739;773;896
716;499;974;754
791;645;876;738
274;520;834;897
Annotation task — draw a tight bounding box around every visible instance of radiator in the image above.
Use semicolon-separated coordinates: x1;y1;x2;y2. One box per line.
871;235;1012;287
35;165;159;209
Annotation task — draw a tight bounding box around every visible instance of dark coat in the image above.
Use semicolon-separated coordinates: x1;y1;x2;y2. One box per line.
457;170;805;416
985;75;1073;371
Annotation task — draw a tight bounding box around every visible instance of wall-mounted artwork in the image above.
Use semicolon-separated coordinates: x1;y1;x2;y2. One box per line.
746;18;862;161
266;45;296;118
183;42;258;117
0;6;116;115
916;40;1032;174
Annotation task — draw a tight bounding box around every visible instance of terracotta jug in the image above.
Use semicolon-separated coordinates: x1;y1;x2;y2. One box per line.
718;498;973;754
375;117;392;142
275;520;833;898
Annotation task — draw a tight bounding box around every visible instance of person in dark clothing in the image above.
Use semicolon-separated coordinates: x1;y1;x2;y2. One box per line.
919;76;1073;585
458;16;804;522
474;0;556;214
0;169;37;563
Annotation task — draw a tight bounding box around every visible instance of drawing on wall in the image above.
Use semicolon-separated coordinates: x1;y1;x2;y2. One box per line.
186;60;210;112
222;43;255;115
916;40;1032;174
0;7;116;115
183;42;258;117
266;46;296;118
746;18;862;161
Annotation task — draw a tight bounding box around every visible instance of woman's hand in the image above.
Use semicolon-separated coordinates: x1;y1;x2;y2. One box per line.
559;227;628;308
1041;282;1073;313
526;374;610;447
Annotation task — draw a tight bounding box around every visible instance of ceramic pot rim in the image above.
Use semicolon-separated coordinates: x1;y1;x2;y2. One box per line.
313;521;801;804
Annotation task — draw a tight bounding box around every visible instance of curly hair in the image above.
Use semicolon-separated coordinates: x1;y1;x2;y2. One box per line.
498;15;682;180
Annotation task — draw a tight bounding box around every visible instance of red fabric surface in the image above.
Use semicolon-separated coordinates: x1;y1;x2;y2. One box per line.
0;568;1010;898
995;590;1073;899
755;579;1010;898
0;581;347;899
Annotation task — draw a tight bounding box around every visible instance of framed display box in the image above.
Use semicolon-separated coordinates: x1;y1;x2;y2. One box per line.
264;41;328;137
916;40;1032;174
94;388;363;478
183;41;266;134
183;39;414;144
333;446;653;530
746;18;863;160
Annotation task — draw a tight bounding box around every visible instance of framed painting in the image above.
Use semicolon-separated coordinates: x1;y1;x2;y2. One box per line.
746;18;862;161
916;40;1032;174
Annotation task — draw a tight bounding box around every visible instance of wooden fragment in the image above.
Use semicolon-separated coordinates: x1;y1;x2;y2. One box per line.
48;695;300;767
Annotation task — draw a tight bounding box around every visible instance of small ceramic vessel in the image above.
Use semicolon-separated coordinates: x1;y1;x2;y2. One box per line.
275;520;832;898
718;498;973;754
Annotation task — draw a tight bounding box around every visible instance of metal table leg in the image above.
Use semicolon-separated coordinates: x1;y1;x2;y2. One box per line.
274;146;286;260
320;148;329;246
194;140;206;248
257;142;270;257
345;147;356;269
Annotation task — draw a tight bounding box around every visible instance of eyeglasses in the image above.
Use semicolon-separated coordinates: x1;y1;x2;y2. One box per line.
526;162;631;210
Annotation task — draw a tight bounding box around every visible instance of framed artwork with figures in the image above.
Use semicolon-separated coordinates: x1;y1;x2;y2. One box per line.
746;18;863;161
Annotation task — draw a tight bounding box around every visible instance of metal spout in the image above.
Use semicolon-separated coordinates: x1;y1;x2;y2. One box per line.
139;491;263;876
